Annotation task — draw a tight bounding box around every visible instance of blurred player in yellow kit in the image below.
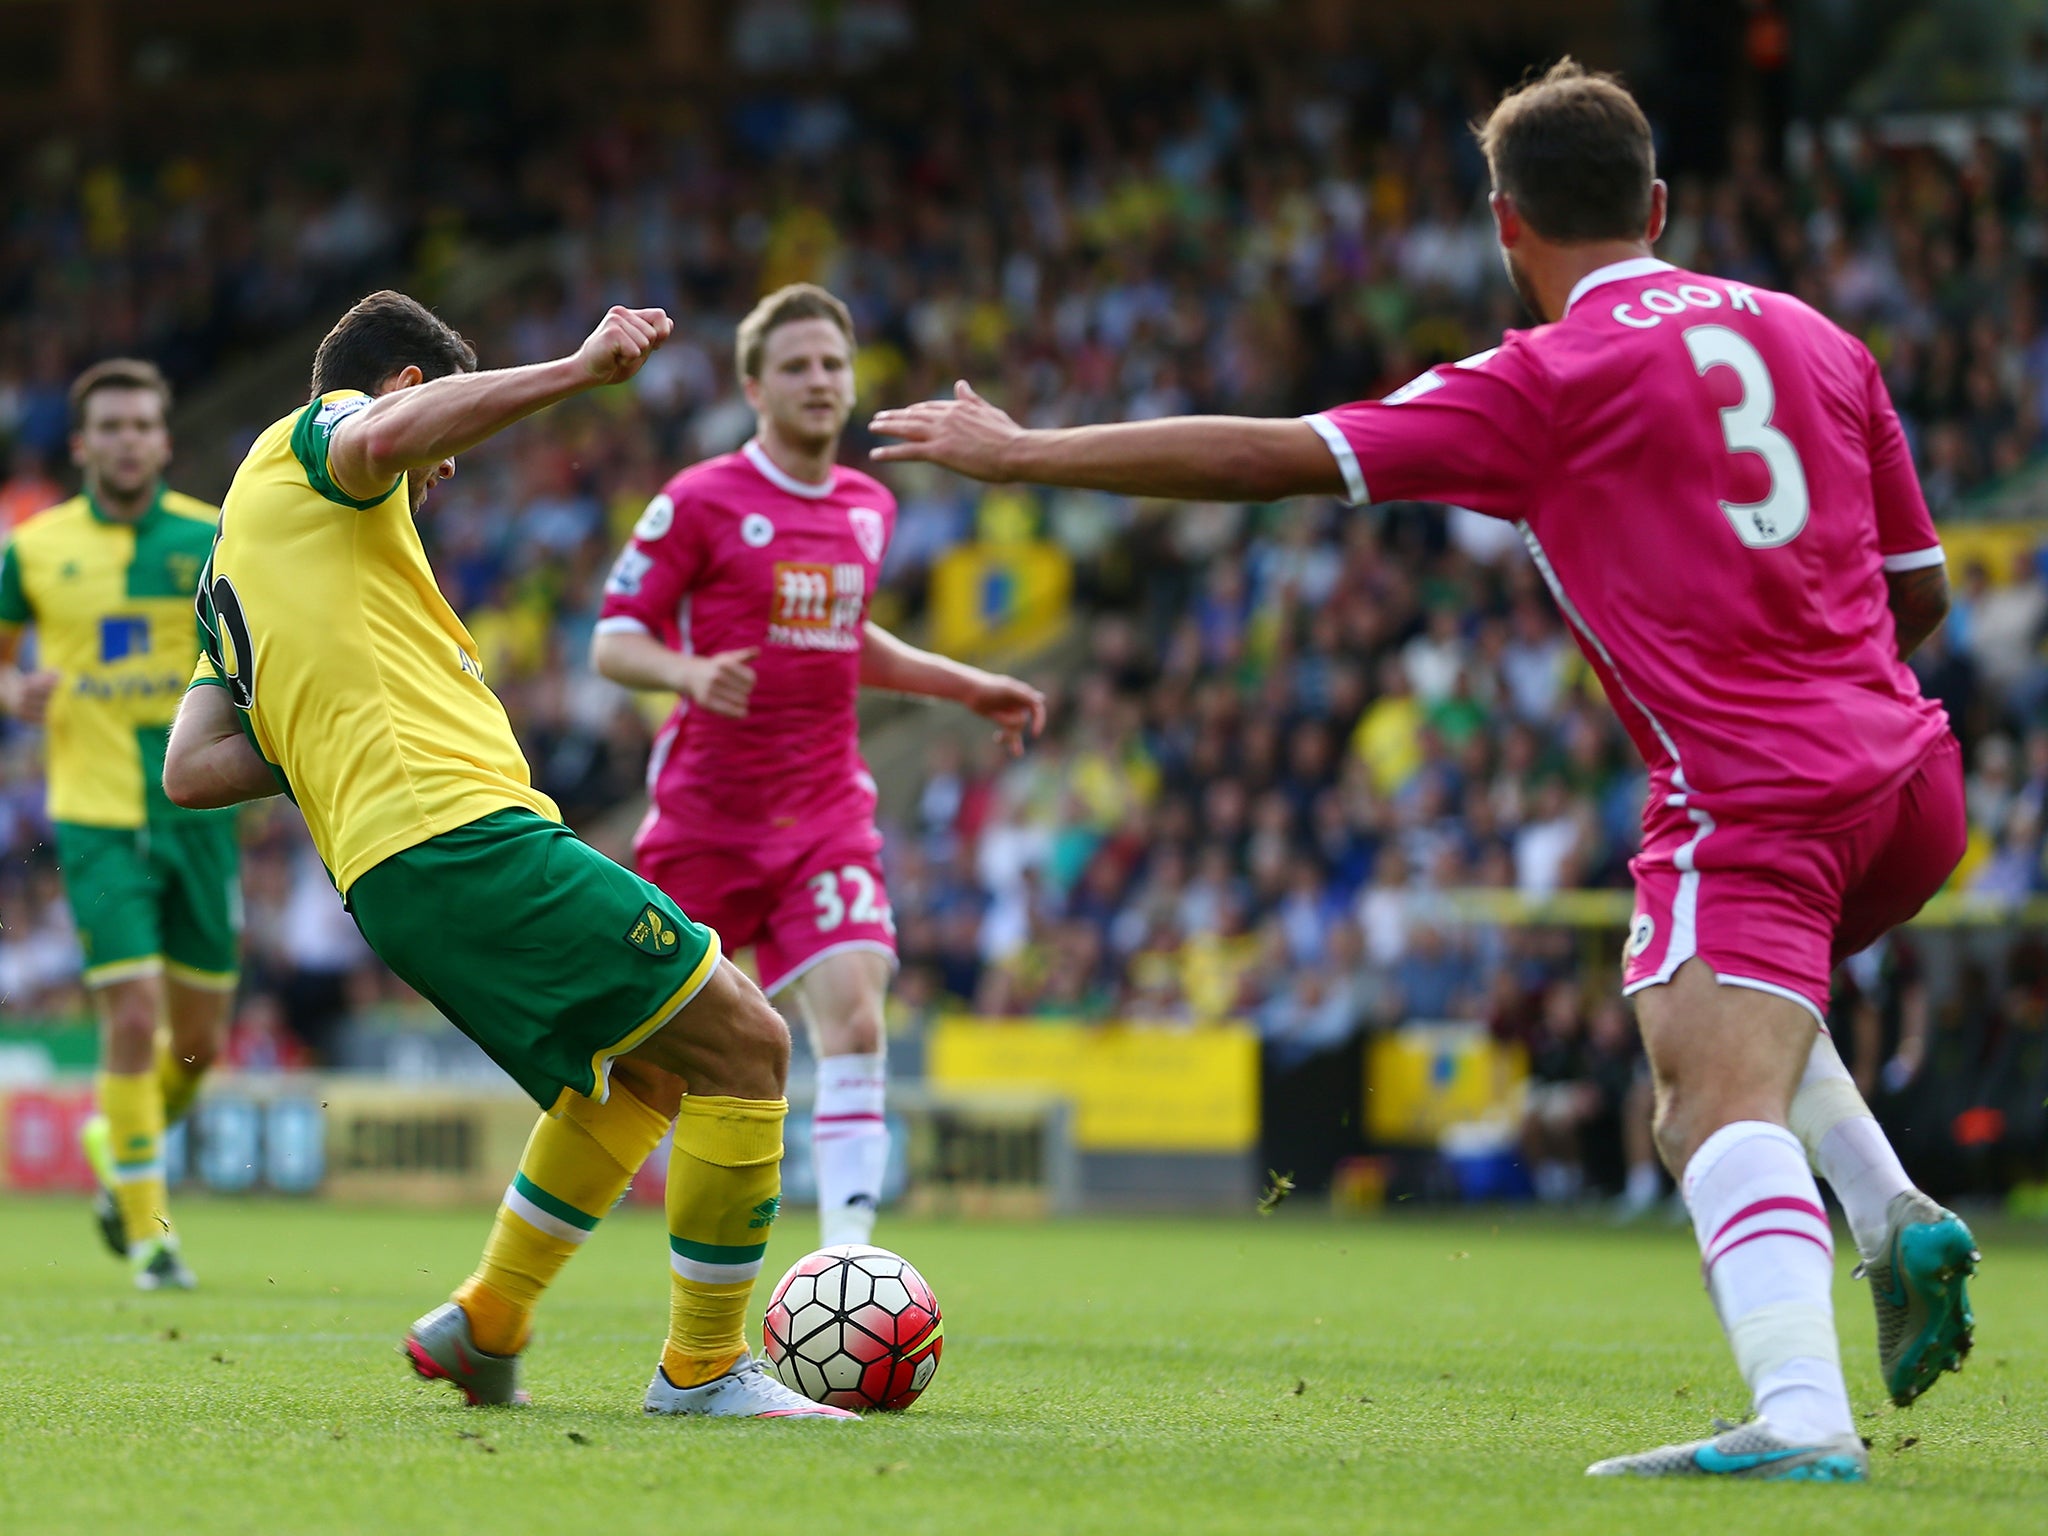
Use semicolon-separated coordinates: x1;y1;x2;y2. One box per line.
0;360;239;1290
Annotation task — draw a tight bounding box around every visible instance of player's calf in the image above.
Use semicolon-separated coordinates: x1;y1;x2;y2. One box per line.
1636;966;1856;1451
1790;1034;1913;1261
1788;1034;1979;1406
99;983;194;1289
155;1032;217;1127
448;1081;674;1360
159;977;232;1125
641;975;806;1395
813;1051;888;1248
788;948;894;1247
660;1092;788;1390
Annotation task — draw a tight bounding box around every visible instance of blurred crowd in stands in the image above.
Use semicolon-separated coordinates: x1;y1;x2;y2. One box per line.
2;34;2047;1198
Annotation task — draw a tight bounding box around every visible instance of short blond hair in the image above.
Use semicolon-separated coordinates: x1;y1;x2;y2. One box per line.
735;283;855;383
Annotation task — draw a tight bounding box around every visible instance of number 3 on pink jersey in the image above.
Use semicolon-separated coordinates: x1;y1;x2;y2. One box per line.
1685;325;1810;549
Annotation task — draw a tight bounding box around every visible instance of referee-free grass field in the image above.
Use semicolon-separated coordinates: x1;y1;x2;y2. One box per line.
1;1197;2042;1535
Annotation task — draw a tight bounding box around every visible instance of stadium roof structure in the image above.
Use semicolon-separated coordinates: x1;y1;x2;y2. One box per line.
1780;0;2048;118
1;0;1633;126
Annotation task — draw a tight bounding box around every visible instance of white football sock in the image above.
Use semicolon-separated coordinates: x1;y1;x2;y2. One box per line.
1790;1034;1914;1262
1684;1120;1853;1443
813;1051;888;1248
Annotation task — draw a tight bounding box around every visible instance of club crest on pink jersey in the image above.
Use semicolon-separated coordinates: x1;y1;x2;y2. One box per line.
848;507;887;564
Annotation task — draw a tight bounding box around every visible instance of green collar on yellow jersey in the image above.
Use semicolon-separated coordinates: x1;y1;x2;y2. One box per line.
84;481;168;530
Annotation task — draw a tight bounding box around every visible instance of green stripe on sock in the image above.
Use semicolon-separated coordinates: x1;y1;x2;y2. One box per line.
512;1171;602;1232
668;1234;769;1265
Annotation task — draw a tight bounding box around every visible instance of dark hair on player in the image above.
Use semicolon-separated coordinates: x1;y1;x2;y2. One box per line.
1476;58;1656;243
735;283;855;384
69;358;172;431
309;290;477;399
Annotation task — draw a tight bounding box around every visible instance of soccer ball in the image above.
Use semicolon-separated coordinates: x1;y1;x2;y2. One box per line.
761;1243;944;1412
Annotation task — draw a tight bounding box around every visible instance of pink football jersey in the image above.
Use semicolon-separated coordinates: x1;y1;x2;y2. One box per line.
596;440;897;837
1306;257;1949;848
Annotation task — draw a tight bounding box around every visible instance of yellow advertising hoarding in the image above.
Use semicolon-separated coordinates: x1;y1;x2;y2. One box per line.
317;1082;538;1205
929;541;1073;659
1366;1025;1528;1146
1936;520;2046;583
928;1019;1258;1152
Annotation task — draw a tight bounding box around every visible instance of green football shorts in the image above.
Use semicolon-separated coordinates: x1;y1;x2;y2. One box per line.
53;812;242;991
348;808;721;1110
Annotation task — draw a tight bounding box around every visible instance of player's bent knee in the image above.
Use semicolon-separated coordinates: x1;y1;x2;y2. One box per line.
103;994;160;1050
707;983;791;1093
1651;1106;1690;1177
612;1057;686;1118
822;1006;884;1058
1649;1080;1706;1176
745;996;793;1086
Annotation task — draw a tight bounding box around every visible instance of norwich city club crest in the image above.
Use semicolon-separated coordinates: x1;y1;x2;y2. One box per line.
625;902;681;958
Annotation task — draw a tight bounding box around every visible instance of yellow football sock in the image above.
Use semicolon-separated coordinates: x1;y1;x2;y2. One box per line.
662;1094;786;1387
453;1082;671;1356
99;1070;170;1249
155;1033;207;1127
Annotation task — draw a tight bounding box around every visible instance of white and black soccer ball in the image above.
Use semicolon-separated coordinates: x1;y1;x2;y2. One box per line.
761;1243;944;1412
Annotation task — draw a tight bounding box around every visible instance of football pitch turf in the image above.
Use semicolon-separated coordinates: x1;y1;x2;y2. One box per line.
1;1196;2042;1534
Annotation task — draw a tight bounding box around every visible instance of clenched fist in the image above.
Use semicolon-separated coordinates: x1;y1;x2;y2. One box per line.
577;306;674;387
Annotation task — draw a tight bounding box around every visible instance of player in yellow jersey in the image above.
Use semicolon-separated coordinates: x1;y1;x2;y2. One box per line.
0;359;239;1291
162;290;851;1420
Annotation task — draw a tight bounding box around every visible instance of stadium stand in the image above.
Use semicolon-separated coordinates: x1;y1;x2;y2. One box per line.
2;27;2046;1202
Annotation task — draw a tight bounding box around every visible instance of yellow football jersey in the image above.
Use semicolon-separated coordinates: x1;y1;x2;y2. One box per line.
0;488;218;827
194;390;557;894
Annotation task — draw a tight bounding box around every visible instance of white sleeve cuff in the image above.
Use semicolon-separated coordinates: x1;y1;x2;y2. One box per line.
1881;546;1946;573
592;615;653;636
1302;413;1368;505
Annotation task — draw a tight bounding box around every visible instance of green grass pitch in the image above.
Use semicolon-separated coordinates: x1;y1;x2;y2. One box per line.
1;1196;2042;1534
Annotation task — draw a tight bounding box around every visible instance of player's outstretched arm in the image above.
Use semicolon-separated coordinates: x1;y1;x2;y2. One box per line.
860;622;1046;755
164;684;279;810
870;381;1345;502
326;306;674;502
1886;565;1950;662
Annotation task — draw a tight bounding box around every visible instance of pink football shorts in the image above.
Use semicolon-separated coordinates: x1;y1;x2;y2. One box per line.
636;818;897;997
1622;734;1965;1022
